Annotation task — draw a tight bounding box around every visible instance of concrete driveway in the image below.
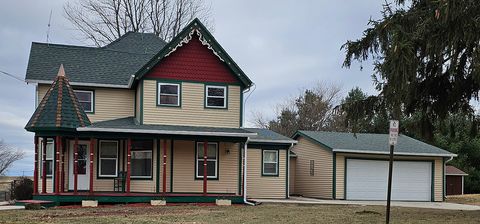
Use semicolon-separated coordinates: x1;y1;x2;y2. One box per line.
253;196;480;211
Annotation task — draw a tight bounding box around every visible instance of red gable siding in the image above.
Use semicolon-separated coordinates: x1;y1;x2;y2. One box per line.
144;34;239;84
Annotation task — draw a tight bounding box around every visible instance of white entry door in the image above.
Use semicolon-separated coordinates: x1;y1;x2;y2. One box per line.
346;159;432;201
69;141;90;191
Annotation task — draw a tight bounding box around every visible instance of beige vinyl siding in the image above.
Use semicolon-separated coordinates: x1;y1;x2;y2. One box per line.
142;80;241;128
335;155;344;199
37;179;53;193
292;137;333;199
289;158;296;195
335;153;444;202
135;82;141;124
38;84;135;123
246;149;287;199
172;140;239;194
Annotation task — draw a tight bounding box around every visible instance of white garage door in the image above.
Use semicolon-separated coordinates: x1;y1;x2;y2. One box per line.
346;159;432;201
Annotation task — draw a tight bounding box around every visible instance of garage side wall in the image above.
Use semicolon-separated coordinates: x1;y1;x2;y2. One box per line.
335;153;444;202
291;137;333;199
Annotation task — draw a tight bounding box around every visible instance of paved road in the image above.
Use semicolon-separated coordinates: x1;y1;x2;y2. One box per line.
253;196;480;211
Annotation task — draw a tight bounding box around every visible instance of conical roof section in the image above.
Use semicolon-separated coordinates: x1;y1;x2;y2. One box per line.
25;65;91;132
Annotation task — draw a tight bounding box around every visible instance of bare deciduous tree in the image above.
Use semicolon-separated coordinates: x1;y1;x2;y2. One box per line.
0;140;24;176
252;82;346;137
64;0;213;46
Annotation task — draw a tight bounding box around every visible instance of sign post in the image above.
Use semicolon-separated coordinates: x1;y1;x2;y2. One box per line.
386;120;399;224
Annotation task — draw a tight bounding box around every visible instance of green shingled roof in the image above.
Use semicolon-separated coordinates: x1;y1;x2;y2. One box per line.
25;32;166;86
77;117;256;137
25;19;254;88
25;65;91;132
294;131;455;157
245;128;296;144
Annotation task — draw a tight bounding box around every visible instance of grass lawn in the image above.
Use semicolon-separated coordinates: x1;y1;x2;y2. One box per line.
0;203;479;224
447;194;480;206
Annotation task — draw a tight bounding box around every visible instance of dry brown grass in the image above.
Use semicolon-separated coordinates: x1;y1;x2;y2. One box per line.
447;194;480;206
0;203;479;224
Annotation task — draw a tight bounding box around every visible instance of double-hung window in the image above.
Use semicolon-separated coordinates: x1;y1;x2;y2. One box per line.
41;138;54;177
131;140;153;178
196;142;218;179
205;85;227;108
74;90;94;113
262;150;279;176
157;83;180;106
98;140;118;177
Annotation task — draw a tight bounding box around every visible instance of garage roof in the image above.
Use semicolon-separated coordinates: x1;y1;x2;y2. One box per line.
293;131;456;157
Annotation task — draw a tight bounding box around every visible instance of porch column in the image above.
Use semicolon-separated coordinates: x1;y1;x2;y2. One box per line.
126;138;131;193
55;136;61;194
89;138;95;194
33;136;39;195
74;137;79;194
42;137;47;194
163;140;167;194
203;141;208;195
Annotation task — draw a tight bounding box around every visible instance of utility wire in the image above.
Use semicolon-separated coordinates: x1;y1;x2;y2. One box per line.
0;70;25;83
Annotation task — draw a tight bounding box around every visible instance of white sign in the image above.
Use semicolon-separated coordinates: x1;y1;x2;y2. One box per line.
389;120;399;145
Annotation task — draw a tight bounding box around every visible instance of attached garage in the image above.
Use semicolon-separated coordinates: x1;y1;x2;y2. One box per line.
346;159;432;201
291;131;457;202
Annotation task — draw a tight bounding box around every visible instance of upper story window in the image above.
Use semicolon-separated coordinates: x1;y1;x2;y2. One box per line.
157;83;180;106
205;85;227;108
74;90;94;113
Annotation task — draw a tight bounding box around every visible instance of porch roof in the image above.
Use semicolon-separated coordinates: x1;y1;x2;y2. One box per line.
77;117;257;138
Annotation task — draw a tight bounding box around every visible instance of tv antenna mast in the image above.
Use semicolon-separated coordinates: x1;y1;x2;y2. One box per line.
46;9;53;44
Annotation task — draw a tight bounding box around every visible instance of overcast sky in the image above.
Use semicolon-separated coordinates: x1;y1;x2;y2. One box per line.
0;0;381;176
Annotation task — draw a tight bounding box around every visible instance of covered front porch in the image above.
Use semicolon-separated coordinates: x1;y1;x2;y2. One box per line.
31;122;254;204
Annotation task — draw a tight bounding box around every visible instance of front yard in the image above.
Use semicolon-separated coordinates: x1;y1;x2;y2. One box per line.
0;203;479;224
447;194;480;206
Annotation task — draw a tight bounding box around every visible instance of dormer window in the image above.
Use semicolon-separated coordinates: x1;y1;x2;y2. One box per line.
74;90;94;113
157;83;180;106
205;85;227;108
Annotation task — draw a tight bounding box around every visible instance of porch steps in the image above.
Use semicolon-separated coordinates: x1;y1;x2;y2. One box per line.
16;200;55;208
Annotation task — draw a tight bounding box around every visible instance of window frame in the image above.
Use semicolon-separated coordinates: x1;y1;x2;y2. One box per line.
205;85;227;109
157;82;181;107
97;140;119;178
262;149;279;176
130;140;154;179
195;142;219;180
73;89;94;113
41;138;54;178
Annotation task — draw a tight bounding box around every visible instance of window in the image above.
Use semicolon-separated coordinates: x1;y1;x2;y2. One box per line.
76;144;88;175
41;139;54;177
196;142;218;179
99;141;118;177
309;160;315;176
74;90;94;112
131;140;153;178
157;83;180;106
262;150;279;176
205;85;227;108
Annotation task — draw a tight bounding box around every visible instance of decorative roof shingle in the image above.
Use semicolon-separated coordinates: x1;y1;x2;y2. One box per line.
25;65;91;132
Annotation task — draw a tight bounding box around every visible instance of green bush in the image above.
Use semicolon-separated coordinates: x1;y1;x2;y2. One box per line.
10;177;33;200
24;203;41;210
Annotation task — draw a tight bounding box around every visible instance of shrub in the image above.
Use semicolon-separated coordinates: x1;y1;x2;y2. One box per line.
10;177;33;200
25;203;41;210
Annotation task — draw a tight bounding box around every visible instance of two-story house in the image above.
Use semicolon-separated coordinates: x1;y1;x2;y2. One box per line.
24;18;296;205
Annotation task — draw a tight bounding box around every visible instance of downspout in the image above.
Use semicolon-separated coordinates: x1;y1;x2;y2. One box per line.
243;138;255;205
444;156;454;200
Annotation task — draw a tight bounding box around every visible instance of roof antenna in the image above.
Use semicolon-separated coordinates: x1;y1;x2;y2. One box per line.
46;9;53;44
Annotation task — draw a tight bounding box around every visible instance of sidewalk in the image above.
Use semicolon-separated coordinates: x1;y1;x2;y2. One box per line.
253;196;480;211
